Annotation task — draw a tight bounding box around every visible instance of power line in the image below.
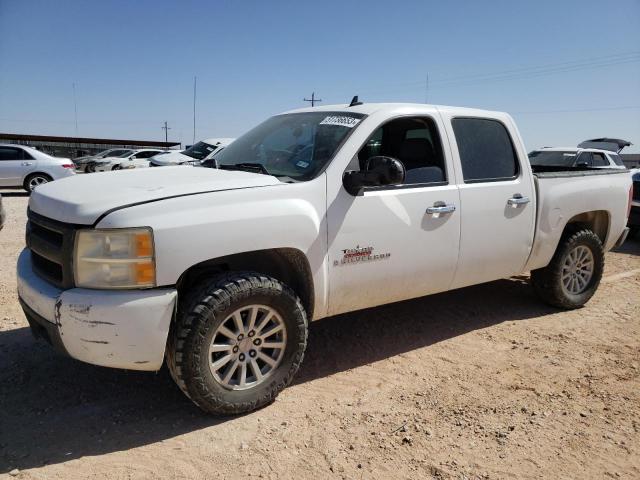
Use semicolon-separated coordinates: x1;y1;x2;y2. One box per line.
303;92;322;107
332;51;640;98
512;105;640;115
430;51;640;85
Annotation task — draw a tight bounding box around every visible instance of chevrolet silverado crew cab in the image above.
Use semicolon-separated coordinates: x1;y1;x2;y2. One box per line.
17;103;633;415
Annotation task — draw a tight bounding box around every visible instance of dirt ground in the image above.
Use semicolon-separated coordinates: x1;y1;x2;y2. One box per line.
0;189;639;480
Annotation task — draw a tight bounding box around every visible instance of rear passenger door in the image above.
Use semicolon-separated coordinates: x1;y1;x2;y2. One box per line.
0;147;35;186
442;116;536;289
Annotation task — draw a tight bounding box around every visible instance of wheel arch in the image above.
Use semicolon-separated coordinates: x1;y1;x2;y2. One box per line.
22;171;53;189
562;210;610;244
175;248;315;319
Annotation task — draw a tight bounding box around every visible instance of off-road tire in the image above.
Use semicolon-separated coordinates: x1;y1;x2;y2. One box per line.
23;173;52;192
531;229;604;309
167;272;308;415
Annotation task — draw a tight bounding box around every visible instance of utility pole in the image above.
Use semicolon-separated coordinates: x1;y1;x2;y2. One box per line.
303;92;322;107
425;73;429;104
192;76;197;144
162;121;171;143
72;82;79;136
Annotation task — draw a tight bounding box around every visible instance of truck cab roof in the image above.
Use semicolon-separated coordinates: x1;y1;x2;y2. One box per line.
283;102;510;119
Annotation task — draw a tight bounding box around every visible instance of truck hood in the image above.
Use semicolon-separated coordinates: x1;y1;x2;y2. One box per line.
29;167;281;224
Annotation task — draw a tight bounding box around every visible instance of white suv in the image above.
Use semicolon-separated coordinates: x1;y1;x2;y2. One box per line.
529;147;627;169
0;144;76;191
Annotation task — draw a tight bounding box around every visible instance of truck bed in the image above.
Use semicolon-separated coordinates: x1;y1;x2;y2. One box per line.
525;167;631;272
532;165;629;179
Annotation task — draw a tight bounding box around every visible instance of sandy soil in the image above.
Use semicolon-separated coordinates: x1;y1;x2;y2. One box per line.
0;190;639;479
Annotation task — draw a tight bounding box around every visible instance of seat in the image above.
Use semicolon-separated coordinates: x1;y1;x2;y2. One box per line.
398;138;434;170
398;138;443;183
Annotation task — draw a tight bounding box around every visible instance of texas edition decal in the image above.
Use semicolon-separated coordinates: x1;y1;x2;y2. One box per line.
334;245;391;266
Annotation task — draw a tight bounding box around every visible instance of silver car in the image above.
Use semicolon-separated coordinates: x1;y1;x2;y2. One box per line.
0;144;76;192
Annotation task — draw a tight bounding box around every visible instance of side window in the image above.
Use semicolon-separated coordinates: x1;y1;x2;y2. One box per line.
22;149;34;160
0;147;22;161
356;116;447;185
576;152;593;166
137;151;157;159
591;152;607;167
609;153;625;167
452;118;519;182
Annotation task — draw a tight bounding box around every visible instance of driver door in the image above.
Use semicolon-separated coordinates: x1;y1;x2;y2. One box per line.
327;115;461;316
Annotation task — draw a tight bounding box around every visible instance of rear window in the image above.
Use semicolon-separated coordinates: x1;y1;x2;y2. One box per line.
452;118;519;182
528;150;577;167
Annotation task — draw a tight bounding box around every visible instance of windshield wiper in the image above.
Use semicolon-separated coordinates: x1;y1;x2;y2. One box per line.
219;163;272;175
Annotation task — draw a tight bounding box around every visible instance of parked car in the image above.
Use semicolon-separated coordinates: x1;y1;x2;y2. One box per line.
149;138;234;167
629;170;640;236
528;147;627;169
0;144;75;191
18;103;632;415
73;148;135;172
93;149;165;172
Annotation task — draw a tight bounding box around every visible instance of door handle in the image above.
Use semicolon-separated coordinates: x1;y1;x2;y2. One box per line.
21;162;33;166
426;202;456;215
507;194;530;207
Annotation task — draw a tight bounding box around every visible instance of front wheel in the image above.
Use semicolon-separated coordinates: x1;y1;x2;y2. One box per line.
167;272;308;415
531;229;604;309
112;165;121;171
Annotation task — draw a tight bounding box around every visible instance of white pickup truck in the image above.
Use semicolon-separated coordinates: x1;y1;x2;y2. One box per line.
17;103;632;415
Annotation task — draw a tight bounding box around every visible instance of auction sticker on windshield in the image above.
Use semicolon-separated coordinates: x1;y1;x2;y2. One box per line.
319;116;361;128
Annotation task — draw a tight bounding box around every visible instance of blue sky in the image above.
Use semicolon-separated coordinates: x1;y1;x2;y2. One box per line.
1;0;639;151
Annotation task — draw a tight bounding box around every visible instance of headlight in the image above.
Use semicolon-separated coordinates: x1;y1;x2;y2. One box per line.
74;228;156;289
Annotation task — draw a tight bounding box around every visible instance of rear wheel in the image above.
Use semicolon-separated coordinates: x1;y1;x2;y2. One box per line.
531;229;604;309
167;272;308;415
23;173;52;192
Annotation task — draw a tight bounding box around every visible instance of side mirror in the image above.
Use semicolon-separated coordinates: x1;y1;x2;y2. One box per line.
342;156;406;196
575;161;589;168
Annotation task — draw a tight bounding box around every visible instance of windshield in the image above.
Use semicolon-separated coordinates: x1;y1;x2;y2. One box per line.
183;141;218;160
115;150;134;158
95;149;116;158
213;111;365;180
528;150;577;166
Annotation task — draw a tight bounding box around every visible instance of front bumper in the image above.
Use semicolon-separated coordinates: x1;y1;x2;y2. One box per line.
17;248;177;371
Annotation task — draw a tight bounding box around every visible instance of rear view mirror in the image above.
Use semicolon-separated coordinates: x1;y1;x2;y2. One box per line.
342;156;406;196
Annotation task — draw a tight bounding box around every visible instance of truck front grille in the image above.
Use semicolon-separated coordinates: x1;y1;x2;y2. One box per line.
26;210;79;289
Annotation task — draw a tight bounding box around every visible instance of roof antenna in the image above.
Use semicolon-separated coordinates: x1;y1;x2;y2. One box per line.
349;95;363;107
